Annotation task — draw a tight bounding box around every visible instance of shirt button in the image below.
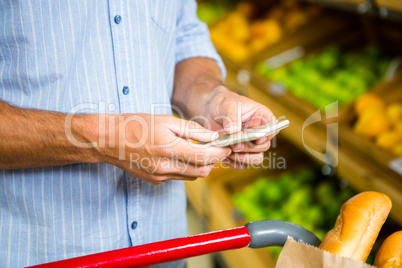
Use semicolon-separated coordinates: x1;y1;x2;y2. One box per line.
114;15;122;24
122;86;130;95
131;221;138;230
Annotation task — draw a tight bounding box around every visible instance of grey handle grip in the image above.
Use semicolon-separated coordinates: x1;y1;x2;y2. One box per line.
245;220;321;248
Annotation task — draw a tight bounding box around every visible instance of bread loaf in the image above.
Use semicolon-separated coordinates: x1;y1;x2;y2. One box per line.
319;191;392;261
374;231;402;268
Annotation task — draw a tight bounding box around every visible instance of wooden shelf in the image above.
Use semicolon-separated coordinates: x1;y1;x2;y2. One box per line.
335;141;402;224
339;75;402;178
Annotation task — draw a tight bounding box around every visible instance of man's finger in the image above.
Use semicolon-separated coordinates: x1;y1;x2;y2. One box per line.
231;141;271;153
241;106;278;145
217;99;242;134
152;160;215;178
222;158;247;170
168;138;231;165
155;174;199;182
227;152;264;165
124;164;202;185
163;116;219;142
243;106;276;129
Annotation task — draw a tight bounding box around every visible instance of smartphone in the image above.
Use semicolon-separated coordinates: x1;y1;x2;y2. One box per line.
199;120;290;147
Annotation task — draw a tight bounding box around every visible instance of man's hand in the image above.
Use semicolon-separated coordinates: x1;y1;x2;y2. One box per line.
0;100;230;184
98;114;231;185
199;87;277;170
172;57;278;171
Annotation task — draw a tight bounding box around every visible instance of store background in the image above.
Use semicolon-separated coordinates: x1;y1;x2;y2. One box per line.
186;0;402;267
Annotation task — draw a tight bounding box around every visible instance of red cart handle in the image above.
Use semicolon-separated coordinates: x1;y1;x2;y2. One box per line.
27;220;320;268
28;227;250;268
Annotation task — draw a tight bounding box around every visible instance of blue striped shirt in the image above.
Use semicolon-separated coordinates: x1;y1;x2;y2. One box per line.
0;0;224;267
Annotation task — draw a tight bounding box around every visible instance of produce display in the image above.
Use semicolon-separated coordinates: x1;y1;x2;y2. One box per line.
255;46;391;110
231;168;355;258
319;191;392;262
194;2;402;267
353;93;402;156
199;0;320;62
197;1;233;26
374;231;402;268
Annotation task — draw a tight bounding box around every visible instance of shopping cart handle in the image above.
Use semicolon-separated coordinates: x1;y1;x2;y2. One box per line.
27;220;320;268
246;220;321;248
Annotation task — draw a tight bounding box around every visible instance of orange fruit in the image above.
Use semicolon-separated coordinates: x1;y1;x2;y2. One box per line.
376;130;402;150
386;103;402;124
394;122;402;133
355;93;385;115
354;107;391;138
393;143;402;157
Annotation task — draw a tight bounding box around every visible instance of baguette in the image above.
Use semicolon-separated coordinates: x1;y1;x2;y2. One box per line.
374;231;402;268
319;191;392;261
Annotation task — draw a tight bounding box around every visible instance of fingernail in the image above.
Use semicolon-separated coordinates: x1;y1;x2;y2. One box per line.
211;132;219;140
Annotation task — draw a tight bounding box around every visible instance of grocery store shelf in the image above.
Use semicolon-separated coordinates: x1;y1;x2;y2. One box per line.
238;78;402;227
213;8;402;223
339;75;402;178
190;2;402;267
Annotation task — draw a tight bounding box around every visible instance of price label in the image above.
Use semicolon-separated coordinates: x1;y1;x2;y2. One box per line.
264;46;305;69
389;158;402;176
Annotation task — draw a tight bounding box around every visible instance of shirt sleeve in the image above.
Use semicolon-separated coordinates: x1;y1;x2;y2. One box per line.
175;0;226;79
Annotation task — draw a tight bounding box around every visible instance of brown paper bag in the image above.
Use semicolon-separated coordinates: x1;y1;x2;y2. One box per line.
276;237;375;268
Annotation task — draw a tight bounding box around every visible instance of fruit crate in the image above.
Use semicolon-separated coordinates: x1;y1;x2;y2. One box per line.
203;0;339;95
203;0;330;65
339;74;402;176
215;7;357;95
333;71;402;227
221;8;351;96
246;14;402;126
